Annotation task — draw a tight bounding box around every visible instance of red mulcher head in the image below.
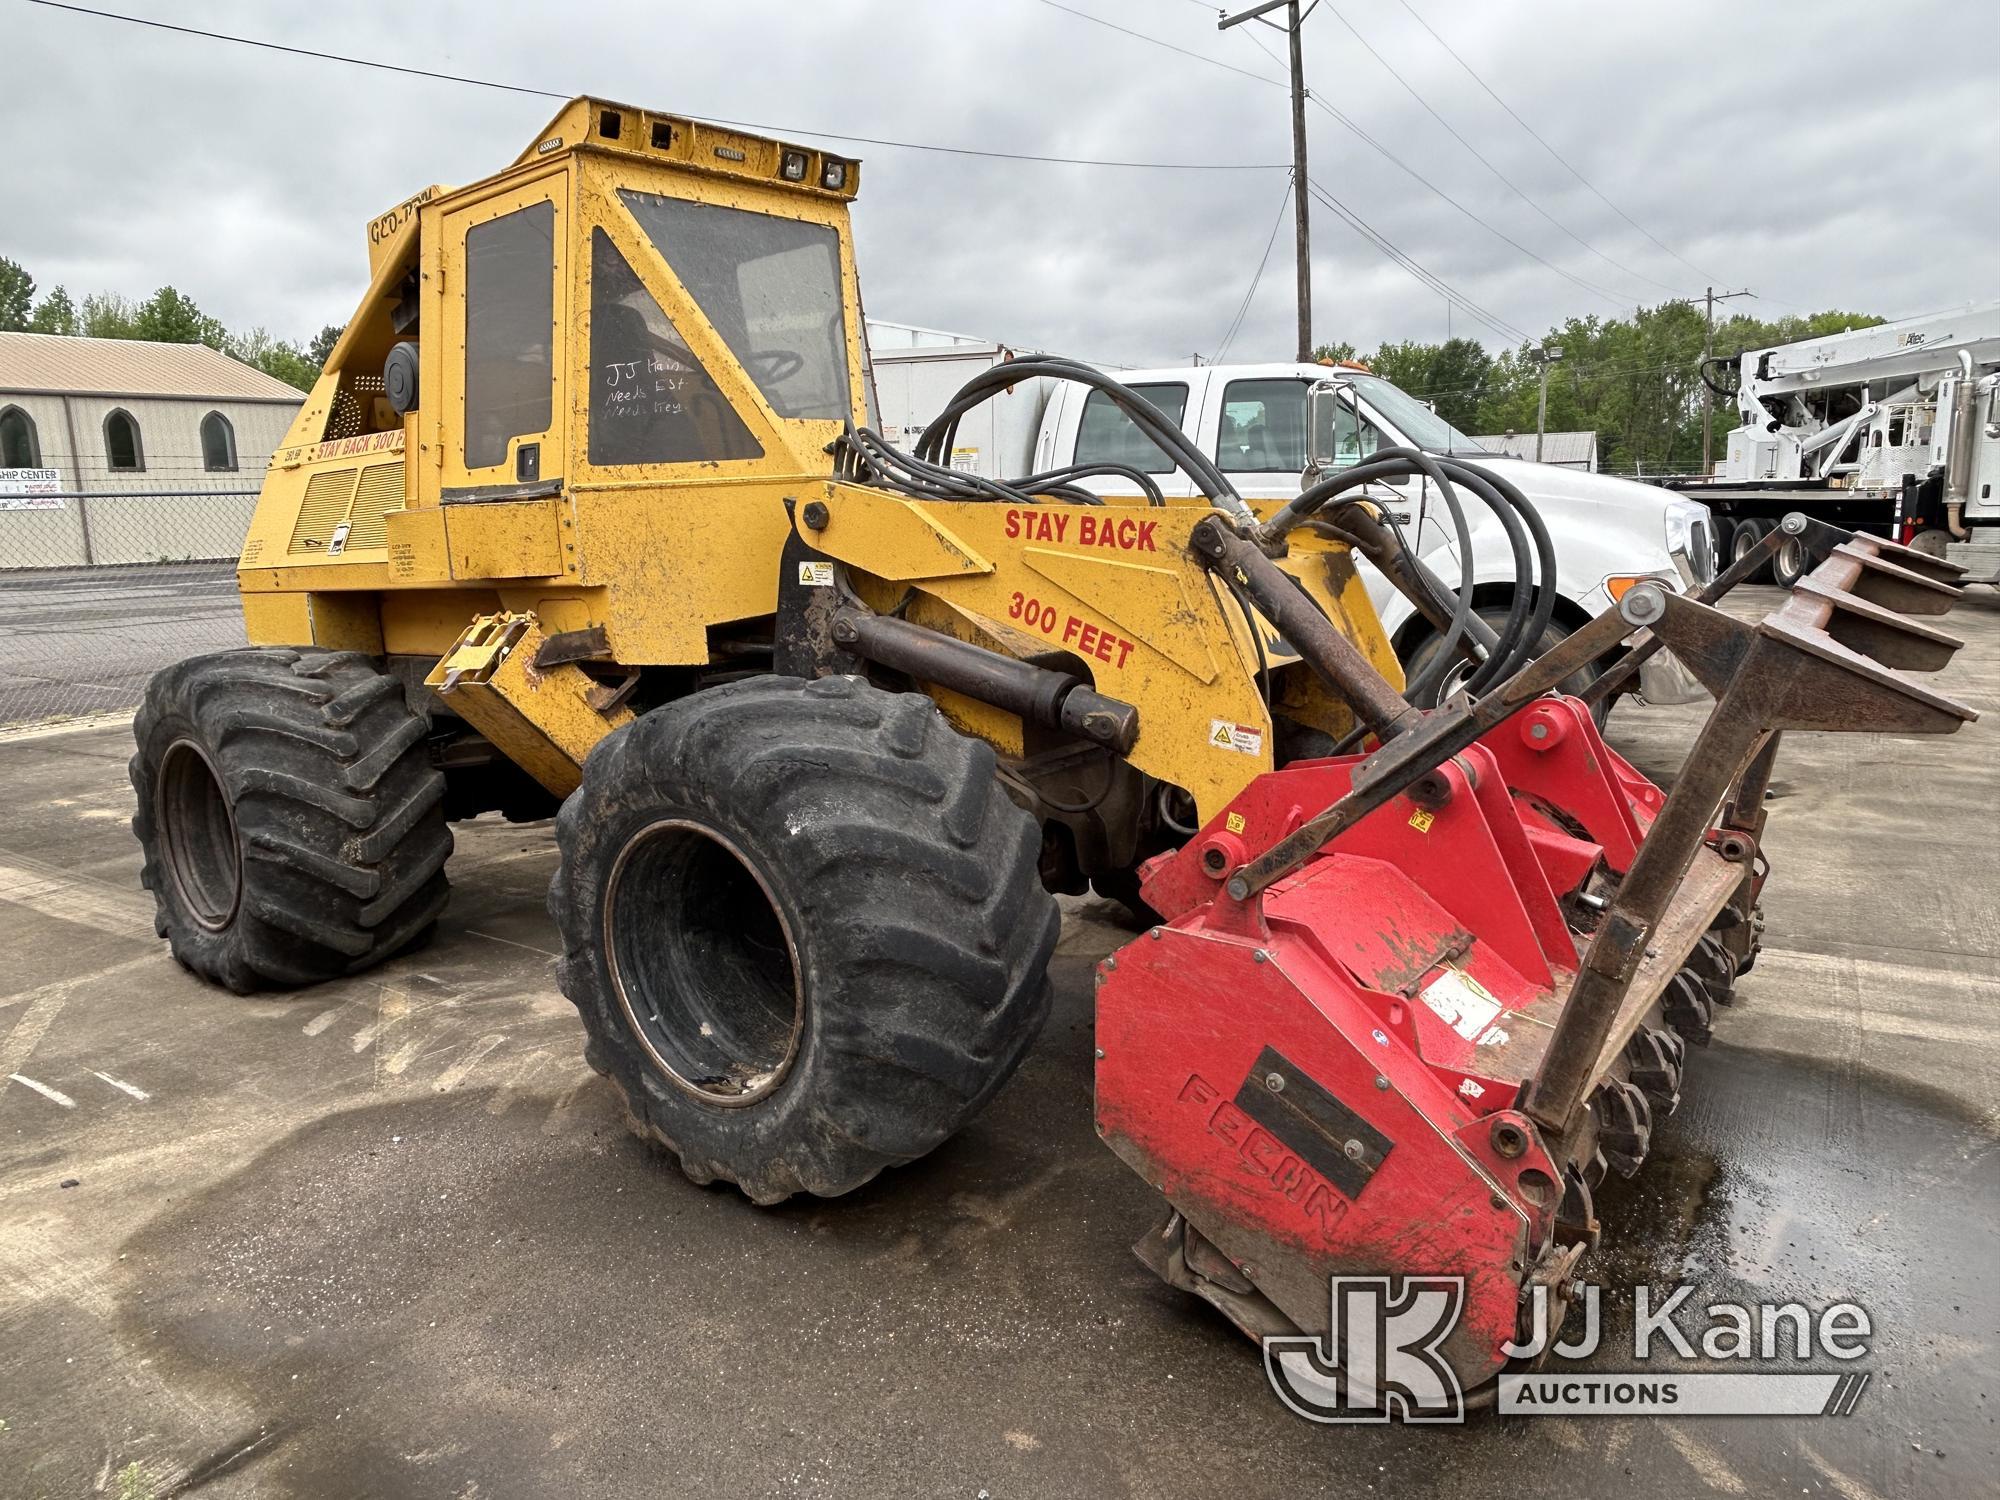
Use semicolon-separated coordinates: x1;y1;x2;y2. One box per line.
1095;515;1977;1396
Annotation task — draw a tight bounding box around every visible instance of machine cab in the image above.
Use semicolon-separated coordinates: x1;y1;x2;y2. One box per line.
244;97;872;593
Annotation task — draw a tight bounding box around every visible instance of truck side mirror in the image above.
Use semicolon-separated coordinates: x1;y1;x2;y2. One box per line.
1305;379;1351;472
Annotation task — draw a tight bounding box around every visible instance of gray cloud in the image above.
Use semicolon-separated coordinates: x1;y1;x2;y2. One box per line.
6;0;1997;366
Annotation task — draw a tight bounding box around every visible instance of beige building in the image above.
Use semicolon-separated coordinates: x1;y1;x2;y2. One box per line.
0;332;304;567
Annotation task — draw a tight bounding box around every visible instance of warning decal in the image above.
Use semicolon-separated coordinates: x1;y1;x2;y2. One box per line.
1418;967;1504;1042
797;560;834;588
1209;719;1264;756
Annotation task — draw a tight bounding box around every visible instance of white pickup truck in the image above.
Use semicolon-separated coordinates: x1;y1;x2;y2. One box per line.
867;329;1715;708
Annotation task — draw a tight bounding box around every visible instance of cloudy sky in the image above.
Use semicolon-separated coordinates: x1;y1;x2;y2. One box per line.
6;0;1998;368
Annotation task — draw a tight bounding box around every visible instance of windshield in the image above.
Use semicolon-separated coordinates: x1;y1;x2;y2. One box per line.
619;191;852;421
1345;374;1488;455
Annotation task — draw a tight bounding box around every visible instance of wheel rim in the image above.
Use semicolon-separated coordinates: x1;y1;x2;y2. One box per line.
1775;534;1806;582
1732;526;1762;564
1437;652;1481;702
156;738;241;932
604;818;804;1106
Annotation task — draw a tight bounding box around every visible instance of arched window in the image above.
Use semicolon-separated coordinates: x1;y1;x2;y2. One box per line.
104;409;144;472
200;411;237;472
0;405;40;469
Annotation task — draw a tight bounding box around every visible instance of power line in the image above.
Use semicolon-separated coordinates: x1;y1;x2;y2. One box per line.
1211;175;1296;362
1034;0;1286;87
1226;24;1639;313
1044;0;1650;314
1403;354;1711;402
1302;179;1529;345
1319;3;1689;299
25;1;1291;171
1393;0;1727;288
27;1;570;98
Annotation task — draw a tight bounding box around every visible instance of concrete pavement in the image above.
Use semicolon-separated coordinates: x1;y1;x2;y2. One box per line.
1;587;1995;1498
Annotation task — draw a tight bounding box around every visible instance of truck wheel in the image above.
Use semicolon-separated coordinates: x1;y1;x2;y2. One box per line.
131;649;452;993
1406;608;1607;726
1709;516;1737;569
550;675;1058;1203
1771;530;1811;587
1729;517;1774;581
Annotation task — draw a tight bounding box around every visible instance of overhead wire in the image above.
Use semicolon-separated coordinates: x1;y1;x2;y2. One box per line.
1318;3;1690;299
1212;175;1297;362
1393;0;1727;289
1223;22;1640;311
1301;179;1529;344
25;0;1291;171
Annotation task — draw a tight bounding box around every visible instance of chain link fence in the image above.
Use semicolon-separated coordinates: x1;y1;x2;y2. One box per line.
0;461;259;728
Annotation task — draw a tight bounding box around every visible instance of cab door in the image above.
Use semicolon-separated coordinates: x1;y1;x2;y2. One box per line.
437;176;569;499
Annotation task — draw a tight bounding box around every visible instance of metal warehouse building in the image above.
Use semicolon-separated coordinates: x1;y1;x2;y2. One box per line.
0;332;303;567
1470;429;1600;471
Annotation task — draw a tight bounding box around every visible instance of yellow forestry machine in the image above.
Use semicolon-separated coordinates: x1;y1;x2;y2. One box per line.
131;98;1977;1401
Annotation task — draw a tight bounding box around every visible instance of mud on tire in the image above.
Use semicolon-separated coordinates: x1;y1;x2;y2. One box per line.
131;648;452;993
549;674;1059;1203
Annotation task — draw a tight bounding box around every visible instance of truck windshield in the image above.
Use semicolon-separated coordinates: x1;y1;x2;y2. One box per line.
1346;374;1488;455
619;191;852;422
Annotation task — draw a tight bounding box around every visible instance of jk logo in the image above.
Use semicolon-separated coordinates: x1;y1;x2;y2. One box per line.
1264;1276;1467;1423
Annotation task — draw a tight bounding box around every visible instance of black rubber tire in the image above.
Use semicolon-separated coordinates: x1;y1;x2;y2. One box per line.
1709;516;1737;570
1729;517;1774;582
131;648;452;994
549;674;1059;1204
1405;607;1608;727
1771;529;1811;588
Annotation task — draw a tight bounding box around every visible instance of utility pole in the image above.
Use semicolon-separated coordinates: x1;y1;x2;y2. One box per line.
1221;0;1312;361
1701;286;1755;474
1530;345;1564;462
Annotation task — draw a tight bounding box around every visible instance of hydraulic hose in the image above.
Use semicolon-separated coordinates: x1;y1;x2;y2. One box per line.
857;361;1560;718
915;357;1256;526
1263;447;1557;700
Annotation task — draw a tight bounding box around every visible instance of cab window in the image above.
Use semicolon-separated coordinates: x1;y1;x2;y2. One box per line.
1215;378;1299;472
618;192;851;422
1218;378;1386;471
1072;382;1188;474
463;201;555;470
588;229;761;466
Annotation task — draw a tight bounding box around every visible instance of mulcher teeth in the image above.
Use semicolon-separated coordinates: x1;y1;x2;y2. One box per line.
1686;932;1737;1007
1624;1026;1684;1112
1557;1163;1601;1249
1662;969;1716;1046
1592;1078;1654;1178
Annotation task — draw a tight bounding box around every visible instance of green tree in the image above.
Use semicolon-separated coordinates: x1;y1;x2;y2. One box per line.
130;286;227;347
1311;340;1359;364
28;284;77;334
0;258;33;331
80;291;138;339
1364;337;1492;432
308;323;345;369
225;327;319;392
